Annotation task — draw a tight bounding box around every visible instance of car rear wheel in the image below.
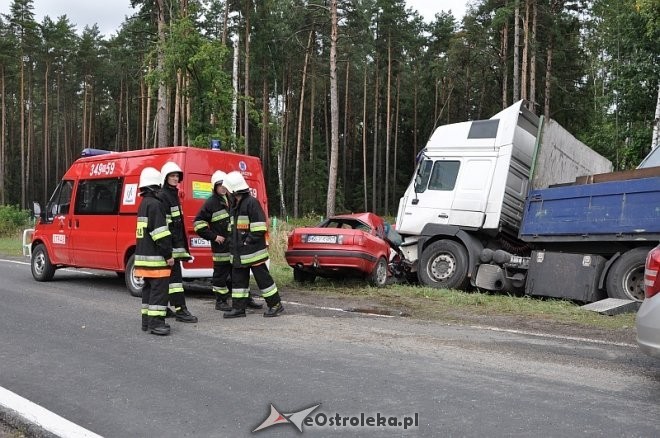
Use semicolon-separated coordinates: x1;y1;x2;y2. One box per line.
125;254;144;297
606;248;651;302
31;243;56;281
293;267;316;284
368;257;388;287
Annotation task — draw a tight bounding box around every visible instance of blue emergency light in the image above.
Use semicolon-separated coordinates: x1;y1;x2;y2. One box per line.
81;148;113;157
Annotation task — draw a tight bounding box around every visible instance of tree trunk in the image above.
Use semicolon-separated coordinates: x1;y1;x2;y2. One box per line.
231;35;239;150
384;38;392;215
342;61;349;203
0;65;5;204
261;76;269;174
156;0;168;147
529;0;537;111
222;0;229;44
513;0;520;102
652;83;660;150
293;29;313;218
20;58;26;208
244;1;251;154
392;74;400;212
173;69;181;145
326;0;339;218
521;0;529;102
544;44;553;119
43;62;49;201
371;57;379;214
309;65;315;162
362;64;368;211
502;0;509;108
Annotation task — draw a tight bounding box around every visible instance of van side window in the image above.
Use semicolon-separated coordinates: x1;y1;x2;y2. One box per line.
46;180;74;219
74;178;121;215
428;161;460;191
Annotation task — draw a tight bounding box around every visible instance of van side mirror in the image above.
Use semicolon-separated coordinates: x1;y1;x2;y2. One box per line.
32;202;42;219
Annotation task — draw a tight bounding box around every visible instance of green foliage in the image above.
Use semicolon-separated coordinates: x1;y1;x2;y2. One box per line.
0;205;31;236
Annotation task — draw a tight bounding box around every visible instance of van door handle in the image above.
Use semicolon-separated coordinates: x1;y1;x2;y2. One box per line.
75;219;79;228
438;213;448;218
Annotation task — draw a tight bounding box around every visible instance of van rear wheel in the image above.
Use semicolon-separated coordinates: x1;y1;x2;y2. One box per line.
31;244;56;281
125;254;144;297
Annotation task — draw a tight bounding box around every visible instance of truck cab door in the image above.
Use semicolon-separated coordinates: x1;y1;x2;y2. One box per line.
70;178;122;270
397;159;460;233
42;180;75;265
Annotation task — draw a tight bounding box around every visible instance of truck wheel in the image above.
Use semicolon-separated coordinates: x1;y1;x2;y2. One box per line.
125;254;144;298
606;248;651;302
368;257;388;287
31;244;56;281
418;240;469;290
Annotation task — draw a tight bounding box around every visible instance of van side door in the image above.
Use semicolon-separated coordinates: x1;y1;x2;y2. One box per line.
70;177;122;270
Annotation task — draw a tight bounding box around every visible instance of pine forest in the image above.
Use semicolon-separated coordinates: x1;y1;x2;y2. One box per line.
0;0;658;218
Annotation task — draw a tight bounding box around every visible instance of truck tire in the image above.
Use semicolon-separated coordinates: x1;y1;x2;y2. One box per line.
418;240;469;290
368;257;388;287
125;254;144;298
31;243;56;281
605;247;651;302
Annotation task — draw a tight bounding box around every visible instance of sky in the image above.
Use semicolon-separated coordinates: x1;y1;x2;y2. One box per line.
10;1;468;37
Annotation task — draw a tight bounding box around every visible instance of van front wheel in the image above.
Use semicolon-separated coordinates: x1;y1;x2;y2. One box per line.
31;244;56;281
125;255;144;297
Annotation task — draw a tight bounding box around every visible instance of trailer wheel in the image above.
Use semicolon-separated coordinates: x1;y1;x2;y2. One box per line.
418;240;469;290
606;248;651;302
31;244;56;281
368;257;388;287
125;254;144;297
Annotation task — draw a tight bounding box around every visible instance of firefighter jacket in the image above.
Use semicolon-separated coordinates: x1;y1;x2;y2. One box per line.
158;184;192;261
135;191;172;278
193;193;231;264
229;193;269;267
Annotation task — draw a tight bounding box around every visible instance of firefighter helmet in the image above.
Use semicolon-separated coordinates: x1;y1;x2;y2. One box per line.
160;161;184;184
225;171;249;194
211;170;227;188
138;167;162;190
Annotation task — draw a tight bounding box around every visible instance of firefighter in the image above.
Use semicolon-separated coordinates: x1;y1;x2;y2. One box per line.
135;167;174;336
158;162;198;323
223;171;284;318
193;171;233;311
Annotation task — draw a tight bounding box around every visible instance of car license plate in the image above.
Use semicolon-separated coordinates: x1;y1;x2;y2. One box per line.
307;235;337;244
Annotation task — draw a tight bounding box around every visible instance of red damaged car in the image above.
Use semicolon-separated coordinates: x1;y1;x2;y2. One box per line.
285;212;399;287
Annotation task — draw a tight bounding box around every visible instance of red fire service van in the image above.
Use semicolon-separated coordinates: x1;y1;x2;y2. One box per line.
28;146;269;296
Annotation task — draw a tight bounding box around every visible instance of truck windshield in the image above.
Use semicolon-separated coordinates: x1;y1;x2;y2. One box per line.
415;160;460;193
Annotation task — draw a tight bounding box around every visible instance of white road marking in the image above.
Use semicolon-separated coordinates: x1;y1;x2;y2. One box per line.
283;300;395;318
0;386;103;438
0;259;100;275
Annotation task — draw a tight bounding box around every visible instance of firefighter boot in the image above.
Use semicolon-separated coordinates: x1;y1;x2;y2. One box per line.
175;307;198;323
246;296;264;309
215;296;232;311
141;314;148;332
149;317;171;336
263;294;284;317
223;298;247;318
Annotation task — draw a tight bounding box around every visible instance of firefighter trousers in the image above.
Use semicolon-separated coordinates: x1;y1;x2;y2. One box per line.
168;260;188;309
231;263;280;310
141;276;170;321
212;262;232;302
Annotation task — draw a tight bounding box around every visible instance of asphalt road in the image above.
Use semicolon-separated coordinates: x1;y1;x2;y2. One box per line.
0;257;658;437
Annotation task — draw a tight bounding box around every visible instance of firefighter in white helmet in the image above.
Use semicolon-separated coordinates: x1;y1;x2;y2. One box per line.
135;167;174;335
223;171;283;318
193;171;234;311
158;162;198;323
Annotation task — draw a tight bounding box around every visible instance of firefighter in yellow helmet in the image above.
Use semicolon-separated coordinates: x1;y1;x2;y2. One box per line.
223;171;283;318
158;162;198;323
135;167;174;335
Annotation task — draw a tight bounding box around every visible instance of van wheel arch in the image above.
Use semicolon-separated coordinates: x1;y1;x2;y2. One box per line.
125;252;144;297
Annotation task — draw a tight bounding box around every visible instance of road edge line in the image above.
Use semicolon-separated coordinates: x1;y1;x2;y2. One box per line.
0;386;103;438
